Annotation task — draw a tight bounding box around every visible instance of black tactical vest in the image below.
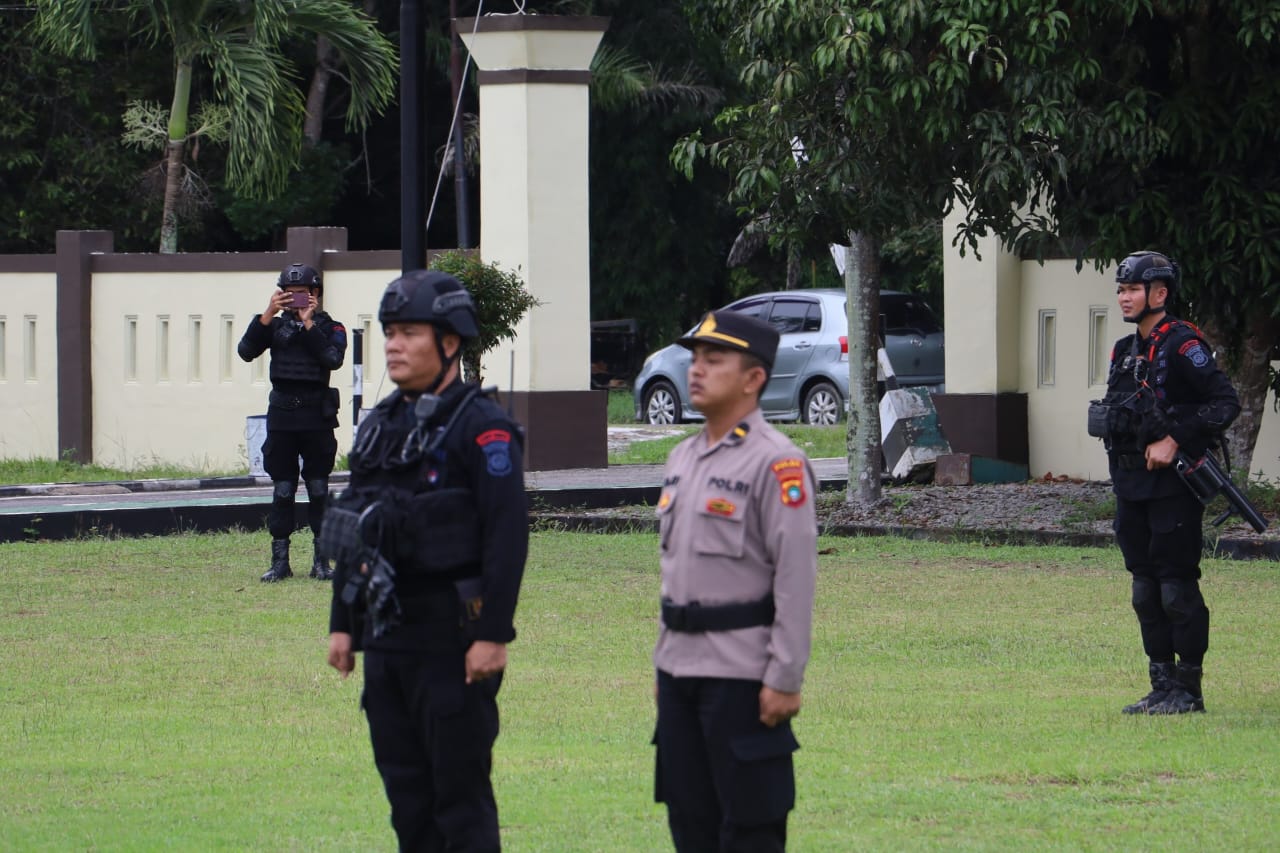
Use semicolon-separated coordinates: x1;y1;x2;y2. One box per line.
334;388;484;576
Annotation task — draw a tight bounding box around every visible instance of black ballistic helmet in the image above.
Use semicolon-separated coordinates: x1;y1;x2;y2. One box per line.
379;269;479;340
1115;251;1178;292
278;262;322;290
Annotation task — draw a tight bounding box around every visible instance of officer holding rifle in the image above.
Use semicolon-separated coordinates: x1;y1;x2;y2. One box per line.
1090;251;1240;715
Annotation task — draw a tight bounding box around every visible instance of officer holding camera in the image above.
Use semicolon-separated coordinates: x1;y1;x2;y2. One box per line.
238;262;347;582
1094;251;1239;714
324;270;528;851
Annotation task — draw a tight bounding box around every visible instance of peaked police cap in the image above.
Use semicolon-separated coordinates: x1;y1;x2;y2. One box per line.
676;310;780;368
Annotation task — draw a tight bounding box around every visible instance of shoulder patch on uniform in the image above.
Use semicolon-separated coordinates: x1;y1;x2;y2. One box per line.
771;458;807;507
477;428;513;476
1179;341;1210;368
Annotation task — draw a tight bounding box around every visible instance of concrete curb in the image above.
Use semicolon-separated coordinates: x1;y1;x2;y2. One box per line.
528;514;1280;560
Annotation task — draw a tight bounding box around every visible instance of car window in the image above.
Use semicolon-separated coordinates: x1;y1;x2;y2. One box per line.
767;299;821;334
728;297;770;320
881;295;942;334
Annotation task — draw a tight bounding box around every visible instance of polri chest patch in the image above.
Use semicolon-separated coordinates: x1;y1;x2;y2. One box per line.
476;428;513;476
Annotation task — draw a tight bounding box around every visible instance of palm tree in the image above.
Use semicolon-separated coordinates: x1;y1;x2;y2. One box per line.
32;0;396;253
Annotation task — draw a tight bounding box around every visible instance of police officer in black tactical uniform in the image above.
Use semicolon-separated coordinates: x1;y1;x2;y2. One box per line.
324;270;528;852
238;263;347;582
1095;250;1239;715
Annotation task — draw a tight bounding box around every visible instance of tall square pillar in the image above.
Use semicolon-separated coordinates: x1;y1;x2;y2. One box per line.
458;15;609;470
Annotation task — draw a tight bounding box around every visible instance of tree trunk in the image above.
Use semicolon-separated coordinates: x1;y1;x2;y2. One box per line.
785;243;800;290
303;36;339;145
159;61;194;254
845;231;883;504
1199;313;1280;481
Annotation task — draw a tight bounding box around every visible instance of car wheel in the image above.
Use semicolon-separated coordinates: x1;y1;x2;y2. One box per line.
642;380;683;425
802;382;842;425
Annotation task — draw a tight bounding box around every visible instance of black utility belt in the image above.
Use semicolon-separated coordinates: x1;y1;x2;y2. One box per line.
1112;452;1146;471
269;389;326;410
661;595;775;633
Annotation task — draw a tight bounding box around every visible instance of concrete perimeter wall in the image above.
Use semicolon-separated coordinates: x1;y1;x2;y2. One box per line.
0;264;60;460
943;217;1280;482
0;229;405;472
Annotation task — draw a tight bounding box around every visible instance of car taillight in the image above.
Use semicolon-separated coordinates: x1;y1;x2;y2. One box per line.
839;335;848;355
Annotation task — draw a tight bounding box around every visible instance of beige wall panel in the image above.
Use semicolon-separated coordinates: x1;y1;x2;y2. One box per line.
1250;364;1280;482
90;267;404;471
940;208;1021;394
0;272;59;459
1020;259;1112;479
91;270;269;470
476;83;593;392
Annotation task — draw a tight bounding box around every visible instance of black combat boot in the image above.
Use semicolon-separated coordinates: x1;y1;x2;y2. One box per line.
1122;661;1176;714
260;538;293;582
1148;662;1205;714
309;536;333;581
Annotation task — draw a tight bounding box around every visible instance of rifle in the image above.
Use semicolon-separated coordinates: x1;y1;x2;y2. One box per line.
1173;451;1269;534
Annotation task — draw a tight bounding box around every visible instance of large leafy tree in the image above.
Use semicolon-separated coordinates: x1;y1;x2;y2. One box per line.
676;1;1280;497
31;0;397;254
0;13;162;252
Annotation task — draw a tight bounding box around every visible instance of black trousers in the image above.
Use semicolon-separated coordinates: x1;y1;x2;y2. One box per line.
362;643;502;852
655;670;798;853
262;428;337;539
1114;490;1210;663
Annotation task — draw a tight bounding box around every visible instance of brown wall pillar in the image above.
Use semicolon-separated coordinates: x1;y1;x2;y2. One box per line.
55;230;113;463
932;392;1029;465
508;390;609;471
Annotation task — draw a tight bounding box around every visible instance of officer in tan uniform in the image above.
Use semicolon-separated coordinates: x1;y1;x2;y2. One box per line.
652;310;819;852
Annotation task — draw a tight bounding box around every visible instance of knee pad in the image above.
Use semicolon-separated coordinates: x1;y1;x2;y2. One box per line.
272;480;298;500
1131;576;1162;623
1160;579;1204;625
304;478;329;502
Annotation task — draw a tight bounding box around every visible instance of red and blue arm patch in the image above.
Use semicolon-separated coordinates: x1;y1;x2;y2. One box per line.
770;458;807;507
1178;338;1210;369
476;428;514;476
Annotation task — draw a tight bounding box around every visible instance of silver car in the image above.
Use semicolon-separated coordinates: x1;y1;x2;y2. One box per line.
633;289;944;425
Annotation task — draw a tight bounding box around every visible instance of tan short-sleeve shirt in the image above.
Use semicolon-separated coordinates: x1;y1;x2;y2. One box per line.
653;408;819;693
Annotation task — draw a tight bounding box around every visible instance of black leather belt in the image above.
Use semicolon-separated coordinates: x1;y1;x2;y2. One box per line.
661;596;775;633
1112;452;1146;471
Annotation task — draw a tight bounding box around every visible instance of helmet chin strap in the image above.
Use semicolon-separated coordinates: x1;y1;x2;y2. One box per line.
1124;284;1165;325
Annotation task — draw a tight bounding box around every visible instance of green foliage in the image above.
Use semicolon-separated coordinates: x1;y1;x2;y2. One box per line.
220;142;348;243
0;15;163;252
428;251;539;384
676;0;1280;460
29;0;396;251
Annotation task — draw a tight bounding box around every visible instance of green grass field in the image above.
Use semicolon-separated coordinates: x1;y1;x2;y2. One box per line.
3;531;1278;851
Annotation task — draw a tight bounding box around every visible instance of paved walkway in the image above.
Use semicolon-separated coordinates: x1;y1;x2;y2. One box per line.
0;456;851;543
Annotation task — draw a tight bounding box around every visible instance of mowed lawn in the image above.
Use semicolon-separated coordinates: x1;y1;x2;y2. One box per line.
2;531;1277;851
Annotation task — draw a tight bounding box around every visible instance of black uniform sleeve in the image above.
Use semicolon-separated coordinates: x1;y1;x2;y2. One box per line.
1162;329;1241;451
462;407;529;644
300;314;347;371
237;316;274;362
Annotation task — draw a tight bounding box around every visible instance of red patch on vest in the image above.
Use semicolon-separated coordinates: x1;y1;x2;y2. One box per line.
476;429;511;447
